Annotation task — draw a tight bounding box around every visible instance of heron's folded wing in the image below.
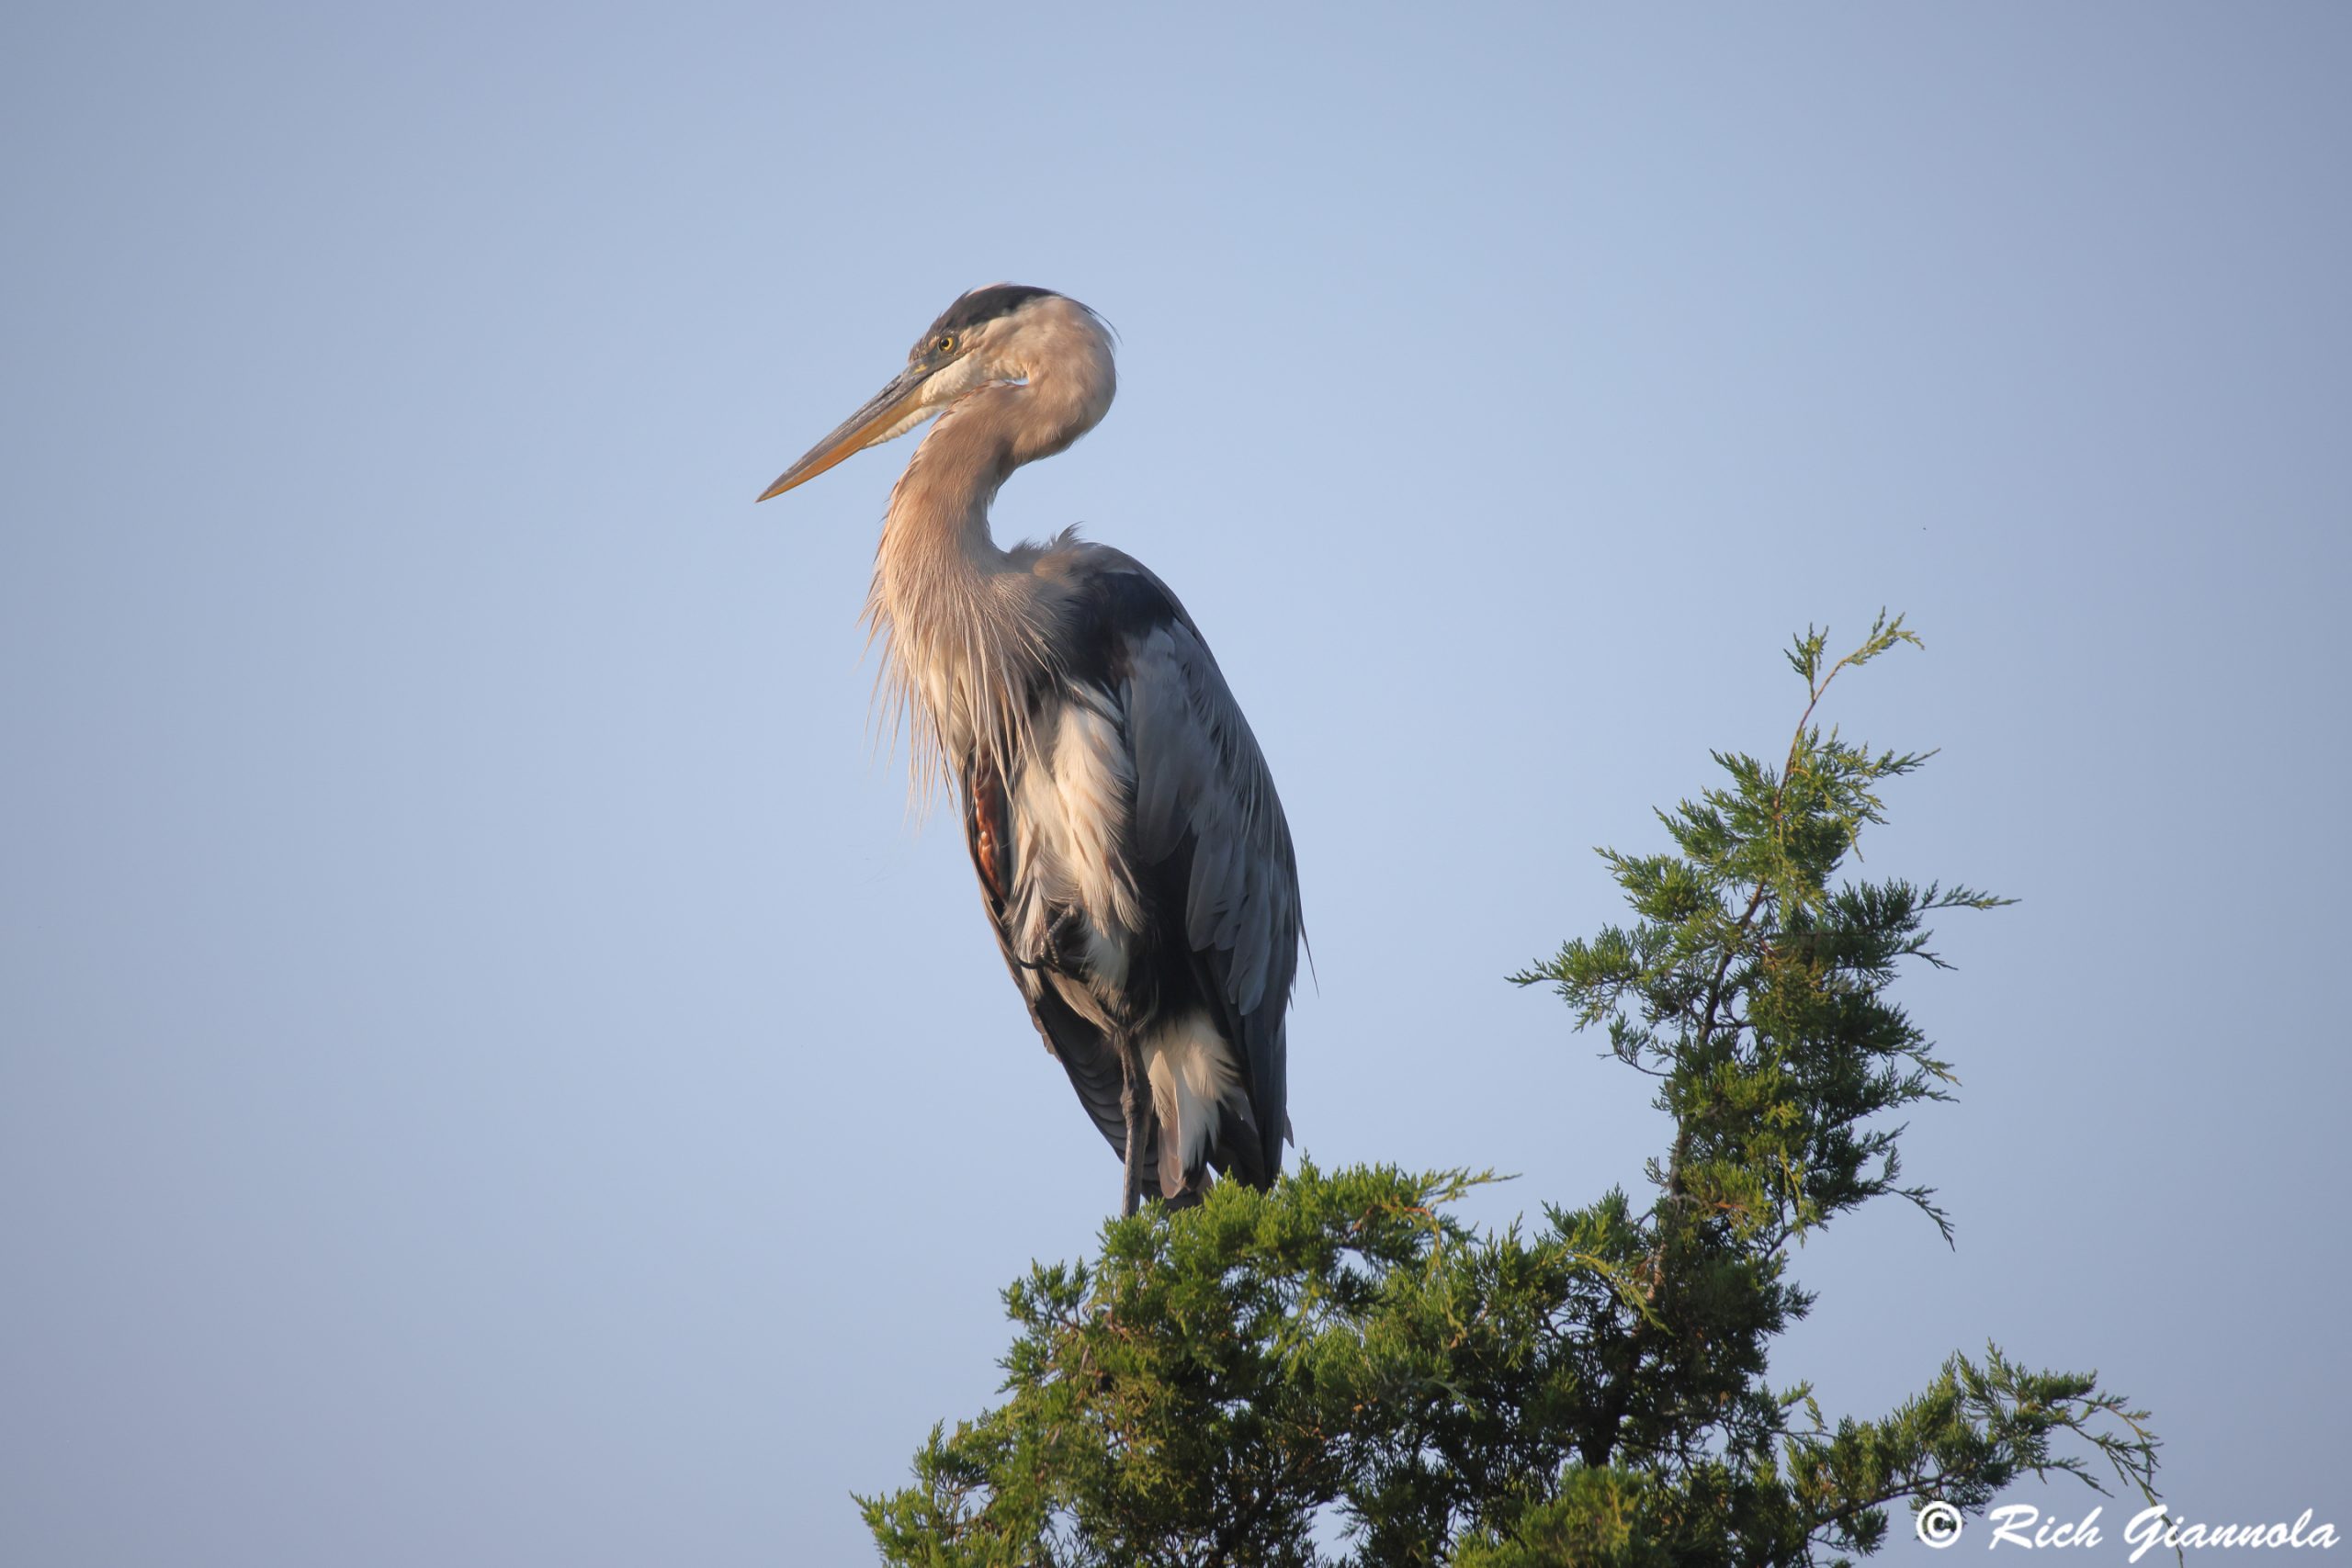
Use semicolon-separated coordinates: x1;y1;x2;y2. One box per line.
1113;572;1302;1182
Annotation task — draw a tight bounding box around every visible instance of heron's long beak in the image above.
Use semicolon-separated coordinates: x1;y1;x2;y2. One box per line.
756;364;933;502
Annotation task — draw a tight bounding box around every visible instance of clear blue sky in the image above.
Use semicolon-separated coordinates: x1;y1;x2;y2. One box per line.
4;3;2346;1562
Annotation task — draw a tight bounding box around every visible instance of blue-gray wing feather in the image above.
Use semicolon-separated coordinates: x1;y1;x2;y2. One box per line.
1112;562;1300;1178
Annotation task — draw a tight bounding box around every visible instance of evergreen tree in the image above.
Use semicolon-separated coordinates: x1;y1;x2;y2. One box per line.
861;615;2159;1566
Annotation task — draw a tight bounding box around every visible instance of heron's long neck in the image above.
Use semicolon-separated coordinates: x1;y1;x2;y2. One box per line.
868;388;1054;780
876;393;1022;598
867;339;1114;784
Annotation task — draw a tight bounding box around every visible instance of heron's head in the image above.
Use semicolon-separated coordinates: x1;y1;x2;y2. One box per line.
757;284;1116;502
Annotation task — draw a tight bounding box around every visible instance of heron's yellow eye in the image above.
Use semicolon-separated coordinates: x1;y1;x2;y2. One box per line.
935;335;956;355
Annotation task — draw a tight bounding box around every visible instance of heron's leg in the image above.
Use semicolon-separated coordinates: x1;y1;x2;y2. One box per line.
1116;1032;1146;1217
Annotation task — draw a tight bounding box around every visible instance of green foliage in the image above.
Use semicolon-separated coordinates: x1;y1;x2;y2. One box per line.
862;615;2158;1566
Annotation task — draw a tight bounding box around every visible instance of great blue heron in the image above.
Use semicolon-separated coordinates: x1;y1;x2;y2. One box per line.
758;285;1301;1217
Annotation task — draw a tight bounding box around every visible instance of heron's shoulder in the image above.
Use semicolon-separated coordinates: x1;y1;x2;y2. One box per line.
1012;532;1208;692
1025;532;1201;638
